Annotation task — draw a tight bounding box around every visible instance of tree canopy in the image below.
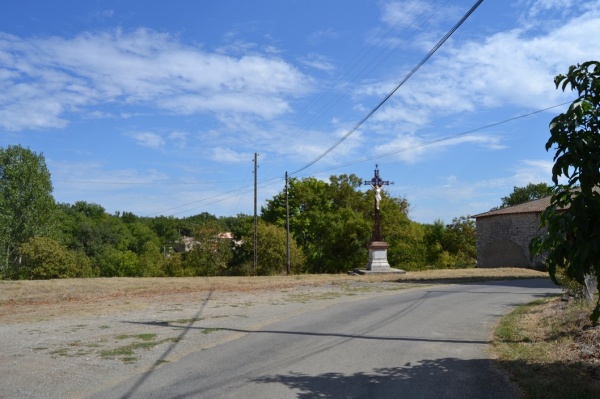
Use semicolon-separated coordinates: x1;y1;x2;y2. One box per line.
0;150;477;280
498;183;553;208
0;145;57;278
531;60;600;323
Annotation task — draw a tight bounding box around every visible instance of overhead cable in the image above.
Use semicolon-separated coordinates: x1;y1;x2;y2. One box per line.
290;0;485;175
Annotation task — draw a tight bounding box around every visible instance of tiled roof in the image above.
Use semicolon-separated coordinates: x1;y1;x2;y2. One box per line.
471;195;552;219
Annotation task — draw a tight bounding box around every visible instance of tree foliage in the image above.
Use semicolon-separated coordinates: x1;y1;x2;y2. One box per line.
262;174;373;273
18;237;93;279
261;174;476;272
531;61;600;323
232;220;306;276
0;145;57;278
498;183;553;208
0;153;477;279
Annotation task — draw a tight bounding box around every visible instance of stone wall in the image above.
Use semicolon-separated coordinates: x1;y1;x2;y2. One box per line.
475;213;546;269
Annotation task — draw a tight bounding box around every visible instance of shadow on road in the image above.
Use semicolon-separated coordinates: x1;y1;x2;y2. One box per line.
249;356;600;399
123;320;489;345
250;357;520;399
390;275;554;287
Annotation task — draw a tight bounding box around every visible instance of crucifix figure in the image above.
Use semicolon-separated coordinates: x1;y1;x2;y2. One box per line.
363;165;393;242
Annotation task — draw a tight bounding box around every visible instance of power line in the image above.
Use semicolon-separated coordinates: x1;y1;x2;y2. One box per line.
290;0;485;176
293;100;573;178
69;100;572;217
146;100;570;217
158;100;572;219
274;0;450;154
145;175;283;217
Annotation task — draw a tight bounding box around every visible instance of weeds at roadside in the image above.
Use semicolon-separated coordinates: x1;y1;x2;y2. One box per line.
493;296;600;398
116;333;157;341
100;335;180;363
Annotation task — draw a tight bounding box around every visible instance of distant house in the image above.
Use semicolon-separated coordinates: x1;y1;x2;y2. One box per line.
471;197;552;269
173;233;240;254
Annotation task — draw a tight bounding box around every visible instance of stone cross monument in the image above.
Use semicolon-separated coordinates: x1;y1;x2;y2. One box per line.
364;164;391;242
355;165;405;274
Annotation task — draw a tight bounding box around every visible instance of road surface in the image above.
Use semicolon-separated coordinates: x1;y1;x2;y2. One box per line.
91;279;560;398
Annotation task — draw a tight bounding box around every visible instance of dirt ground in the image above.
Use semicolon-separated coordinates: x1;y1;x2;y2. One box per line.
0;268;549;399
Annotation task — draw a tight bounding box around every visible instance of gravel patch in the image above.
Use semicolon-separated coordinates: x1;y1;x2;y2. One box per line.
1;281;417;398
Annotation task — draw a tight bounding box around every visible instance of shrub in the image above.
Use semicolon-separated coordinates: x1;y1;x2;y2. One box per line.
18;237;93;279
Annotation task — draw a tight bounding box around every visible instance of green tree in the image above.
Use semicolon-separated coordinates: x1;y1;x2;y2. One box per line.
58;201;146;276
387;219;427;270
443;216;477;267
149;216;181;256
18;237;93;279
421;216;476;269
181;221;232;276
262;174;415;273
0;145;57;278
235;221;306;275
423;219;446;265
498;183;553;208
531;61;600;323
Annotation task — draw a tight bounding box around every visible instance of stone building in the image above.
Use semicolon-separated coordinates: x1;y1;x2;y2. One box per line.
471;196;551;269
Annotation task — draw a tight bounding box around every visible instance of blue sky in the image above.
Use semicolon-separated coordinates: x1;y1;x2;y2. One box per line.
1;0;598;224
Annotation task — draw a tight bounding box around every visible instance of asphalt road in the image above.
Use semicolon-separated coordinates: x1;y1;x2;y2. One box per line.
91;279;560;399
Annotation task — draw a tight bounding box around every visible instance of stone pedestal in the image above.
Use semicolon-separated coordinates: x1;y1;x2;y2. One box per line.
366;241;391;271
353;241;406;275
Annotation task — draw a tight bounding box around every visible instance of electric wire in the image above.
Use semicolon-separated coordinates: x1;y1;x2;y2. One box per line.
274;0;449;154
292;100;573;179
145;100;571;216
290;0;485;176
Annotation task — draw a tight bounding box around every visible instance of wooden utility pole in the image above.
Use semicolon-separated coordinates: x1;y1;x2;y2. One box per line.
253;153;258;274
285;172;291;275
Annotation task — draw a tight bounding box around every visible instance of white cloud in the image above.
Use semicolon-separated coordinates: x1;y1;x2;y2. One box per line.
307;28;345;45
360;3;600;131
512;159;561;185
0;29;314;131
373;133;505;163
519;0;595;22
372;1;464;51
211;147;252;163
380;0;463;29
300;53;336;73
48;159;169;192
128;131;165;148
168;131;188;148
406;157;558;222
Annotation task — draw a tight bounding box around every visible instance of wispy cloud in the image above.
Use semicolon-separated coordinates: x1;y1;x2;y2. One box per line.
211;147;253;163
354;1;600;153
372;132;505;163
128;131;165;148
0;28;314;131
300;53;336;73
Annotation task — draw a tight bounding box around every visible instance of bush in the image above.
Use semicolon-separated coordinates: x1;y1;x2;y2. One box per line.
18;237;93;279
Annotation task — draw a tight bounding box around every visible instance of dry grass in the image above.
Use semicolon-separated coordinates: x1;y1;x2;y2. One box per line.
0;268;546;323
493;296;600;398
0;268;545;305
